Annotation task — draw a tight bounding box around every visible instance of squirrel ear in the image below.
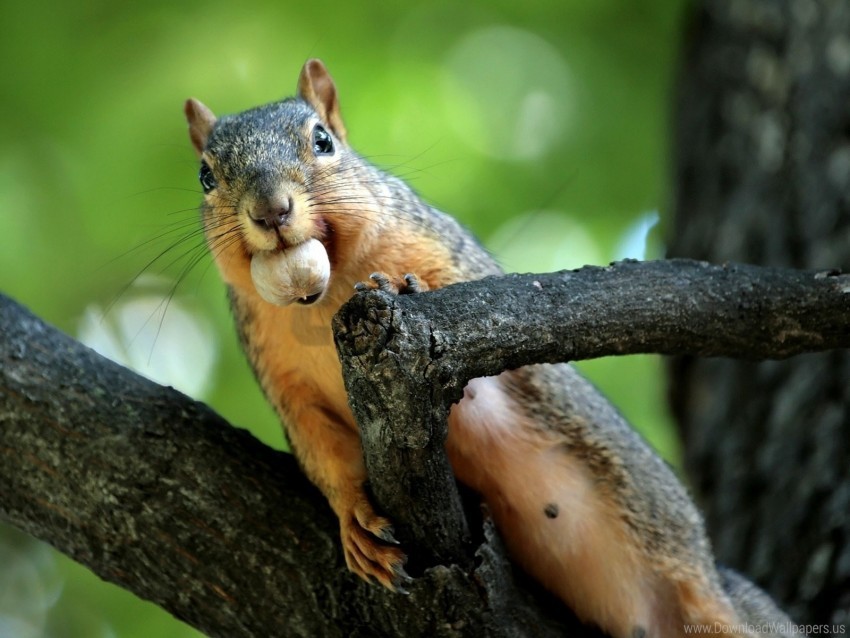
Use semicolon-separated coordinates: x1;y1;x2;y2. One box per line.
184;99;217;157
297;59;348;143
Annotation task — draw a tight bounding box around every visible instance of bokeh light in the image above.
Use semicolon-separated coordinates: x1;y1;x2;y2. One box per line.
441;25;574;161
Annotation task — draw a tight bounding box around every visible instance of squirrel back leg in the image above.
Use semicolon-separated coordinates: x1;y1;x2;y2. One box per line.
446;372;742;638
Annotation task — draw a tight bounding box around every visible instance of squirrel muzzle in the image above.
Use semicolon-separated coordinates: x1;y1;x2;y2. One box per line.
249;193;294;233
239;186;318;253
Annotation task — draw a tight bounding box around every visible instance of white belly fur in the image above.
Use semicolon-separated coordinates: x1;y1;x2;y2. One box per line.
446;374;677;638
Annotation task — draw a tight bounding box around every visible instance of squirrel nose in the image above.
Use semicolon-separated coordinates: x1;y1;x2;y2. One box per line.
250;196;293;230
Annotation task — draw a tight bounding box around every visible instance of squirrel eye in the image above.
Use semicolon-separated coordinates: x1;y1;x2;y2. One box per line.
199;161;217;194
312;124;334;156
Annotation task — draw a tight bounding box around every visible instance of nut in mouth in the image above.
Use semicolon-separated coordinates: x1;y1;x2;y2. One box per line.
249;238;330;307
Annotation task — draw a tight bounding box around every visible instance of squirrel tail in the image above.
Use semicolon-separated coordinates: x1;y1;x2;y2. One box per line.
676;567;797;637
715;566;799;637
669;567;798;637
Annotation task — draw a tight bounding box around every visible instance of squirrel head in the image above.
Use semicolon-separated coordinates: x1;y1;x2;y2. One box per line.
184;59;359;298
185;58;347;158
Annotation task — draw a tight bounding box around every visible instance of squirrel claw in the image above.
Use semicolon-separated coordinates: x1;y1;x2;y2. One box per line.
369;272;395;292
401;273;423;294
354;273;393;293
392;568;413;595
378;526;400;545
354;272;428;295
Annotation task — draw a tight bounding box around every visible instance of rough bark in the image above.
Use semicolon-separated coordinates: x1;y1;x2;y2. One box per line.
0;293;580;638
333;258;850;576
670;0;850;625
2;254;849;635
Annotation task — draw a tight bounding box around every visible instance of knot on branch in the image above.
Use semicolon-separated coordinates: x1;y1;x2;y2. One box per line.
333;289;398;358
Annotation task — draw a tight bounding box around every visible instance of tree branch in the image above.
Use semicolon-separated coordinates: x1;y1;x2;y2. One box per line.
334;258;850;556
2;258;847;636
0;293;581;638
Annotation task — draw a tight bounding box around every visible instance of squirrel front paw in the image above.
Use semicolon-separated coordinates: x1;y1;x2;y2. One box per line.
354;272;427;295
340;496;411;593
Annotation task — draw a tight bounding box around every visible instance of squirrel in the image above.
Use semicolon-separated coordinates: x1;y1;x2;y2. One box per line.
184;59;795;638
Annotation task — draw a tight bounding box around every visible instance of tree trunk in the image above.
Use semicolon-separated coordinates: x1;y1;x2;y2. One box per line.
669;0;850;624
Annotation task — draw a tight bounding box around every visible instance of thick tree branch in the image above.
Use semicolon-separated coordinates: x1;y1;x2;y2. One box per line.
0;293;581;638
2;257;847;636
334;258;850;556
340;259;850;409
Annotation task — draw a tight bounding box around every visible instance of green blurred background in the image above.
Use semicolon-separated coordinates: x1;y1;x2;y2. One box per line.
0;0;688;636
